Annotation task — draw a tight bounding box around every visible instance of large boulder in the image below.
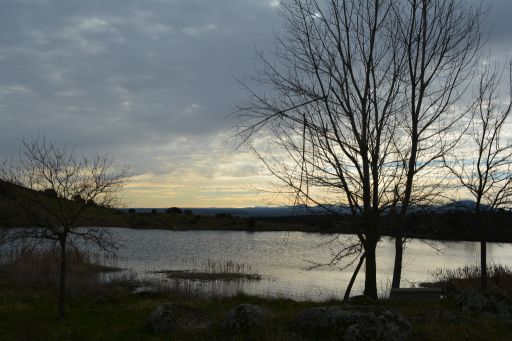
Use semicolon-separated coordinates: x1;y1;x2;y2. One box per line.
459;291;512;315
292;306;362;331
148;303;212;333
343;309;411;341
222;304;270;331
410;309;458;324
292;306;411;340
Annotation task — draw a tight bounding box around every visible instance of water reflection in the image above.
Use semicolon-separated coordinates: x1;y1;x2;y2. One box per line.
101;228;512;301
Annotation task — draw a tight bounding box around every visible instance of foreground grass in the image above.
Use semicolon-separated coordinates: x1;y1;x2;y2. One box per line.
1;285;512;341
1;249;511;340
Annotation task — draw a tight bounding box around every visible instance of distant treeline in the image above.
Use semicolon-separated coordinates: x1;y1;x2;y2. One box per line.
2;179;512;242
261;210;512;243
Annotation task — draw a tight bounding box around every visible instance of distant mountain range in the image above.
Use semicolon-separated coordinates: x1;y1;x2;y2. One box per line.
120;200;495;218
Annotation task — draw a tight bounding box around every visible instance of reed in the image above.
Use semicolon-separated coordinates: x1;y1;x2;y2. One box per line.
0;246;121;296
421;264;512;295
153;257;262;282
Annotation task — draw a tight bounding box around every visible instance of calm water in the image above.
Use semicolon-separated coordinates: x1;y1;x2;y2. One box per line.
107;228;512;301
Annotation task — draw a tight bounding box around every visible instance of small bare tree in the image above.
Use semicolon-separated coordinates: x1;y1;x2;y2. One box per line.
0;136;125;320
444;62;512;290
390;0;483;289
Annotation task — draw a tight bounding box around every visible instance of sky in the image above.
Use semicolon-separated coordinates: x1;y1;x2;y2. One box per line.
0;0;511;208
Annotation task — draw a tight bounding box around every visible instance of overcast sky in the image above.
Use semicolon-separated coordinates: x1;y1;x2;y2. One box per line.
1;0;511;208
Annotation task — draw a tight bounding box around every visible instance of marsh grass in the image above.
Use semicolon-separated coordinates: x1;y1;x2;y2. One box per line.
420;264;512;295
0;246;122;296
152;257;262;282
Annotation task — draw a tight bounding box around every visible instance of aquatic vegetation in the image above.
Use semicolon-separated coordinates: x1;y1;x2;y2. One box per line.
153;257;262;282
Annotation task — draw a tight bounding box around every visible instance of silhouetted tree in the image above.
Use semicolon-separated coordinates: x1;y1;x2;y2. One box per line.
391;0;483;289
444;62;512;290
43;188;58;198
238;0;405;298
72;194;86;205
0;136;125;320
166;207;182;214
238;0;483;298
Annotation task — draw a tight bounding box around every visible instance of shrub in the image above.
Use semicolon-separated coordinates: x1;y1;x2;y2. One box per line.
215;212;232;219
166;207;182;214
42;188;58;197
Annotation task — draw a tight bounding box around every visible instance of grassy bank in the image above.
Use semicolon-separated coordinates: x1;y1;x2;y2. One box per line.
1;286;511;340
1;249;511;340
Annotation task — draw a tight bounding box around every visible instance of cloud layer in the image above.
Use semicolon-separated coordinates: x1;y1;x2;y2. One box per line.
0;0;511;207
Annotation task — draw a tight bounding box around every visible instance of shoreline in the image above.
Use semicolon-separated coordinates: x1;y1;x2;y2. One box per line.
110;224;512;245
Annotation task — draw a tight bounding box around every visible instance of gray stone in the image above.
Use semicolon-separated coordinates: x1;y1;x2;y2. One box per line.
458;291;512;315
292;306;362;331
410;309;458;324
343;310;412;341
148;303;212;333
221;304;270;331
292;306;411;340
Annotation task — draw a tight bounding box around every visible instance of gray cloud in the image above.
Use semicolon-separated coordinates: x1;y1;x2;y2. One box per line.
0;0;280;156
0;0;511;206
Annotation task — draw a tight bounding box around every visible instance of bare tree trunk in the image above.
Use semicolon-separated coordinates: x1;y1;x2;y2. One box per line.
364;237;378;299
480;212;487;290
391;226;403;288
58;236;67;321
481;239;487;290
392;139;417;289
344;252;366;302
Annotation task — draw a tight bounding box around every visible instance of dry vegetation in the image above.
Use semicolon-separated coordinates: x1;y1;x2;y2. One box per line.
421;265;512;296
0;247;125;296
153;258;262;282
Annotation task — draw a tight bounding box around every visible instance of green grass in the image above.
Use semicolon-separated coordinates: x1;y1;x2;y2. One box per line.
1;285;512;340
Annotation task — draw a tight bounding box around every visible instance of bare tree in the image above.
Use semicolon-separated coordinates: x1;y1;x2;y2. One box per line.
444;62;512;290
237;0;405;299
390;0;483;289
0;136;125;320
237;0;485;298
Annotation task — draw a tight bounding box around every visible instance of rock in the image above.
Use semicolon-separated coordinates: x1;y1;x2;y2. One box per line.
292;306;411;340
410;309;458;324
148;303;212;333
222;304;270;331
292;306;362;331
343;310;411;341
458;290;512;315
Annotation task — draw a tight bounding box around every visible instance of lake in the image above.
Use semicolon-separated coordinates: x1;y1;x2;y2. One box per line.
107;228;512;301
